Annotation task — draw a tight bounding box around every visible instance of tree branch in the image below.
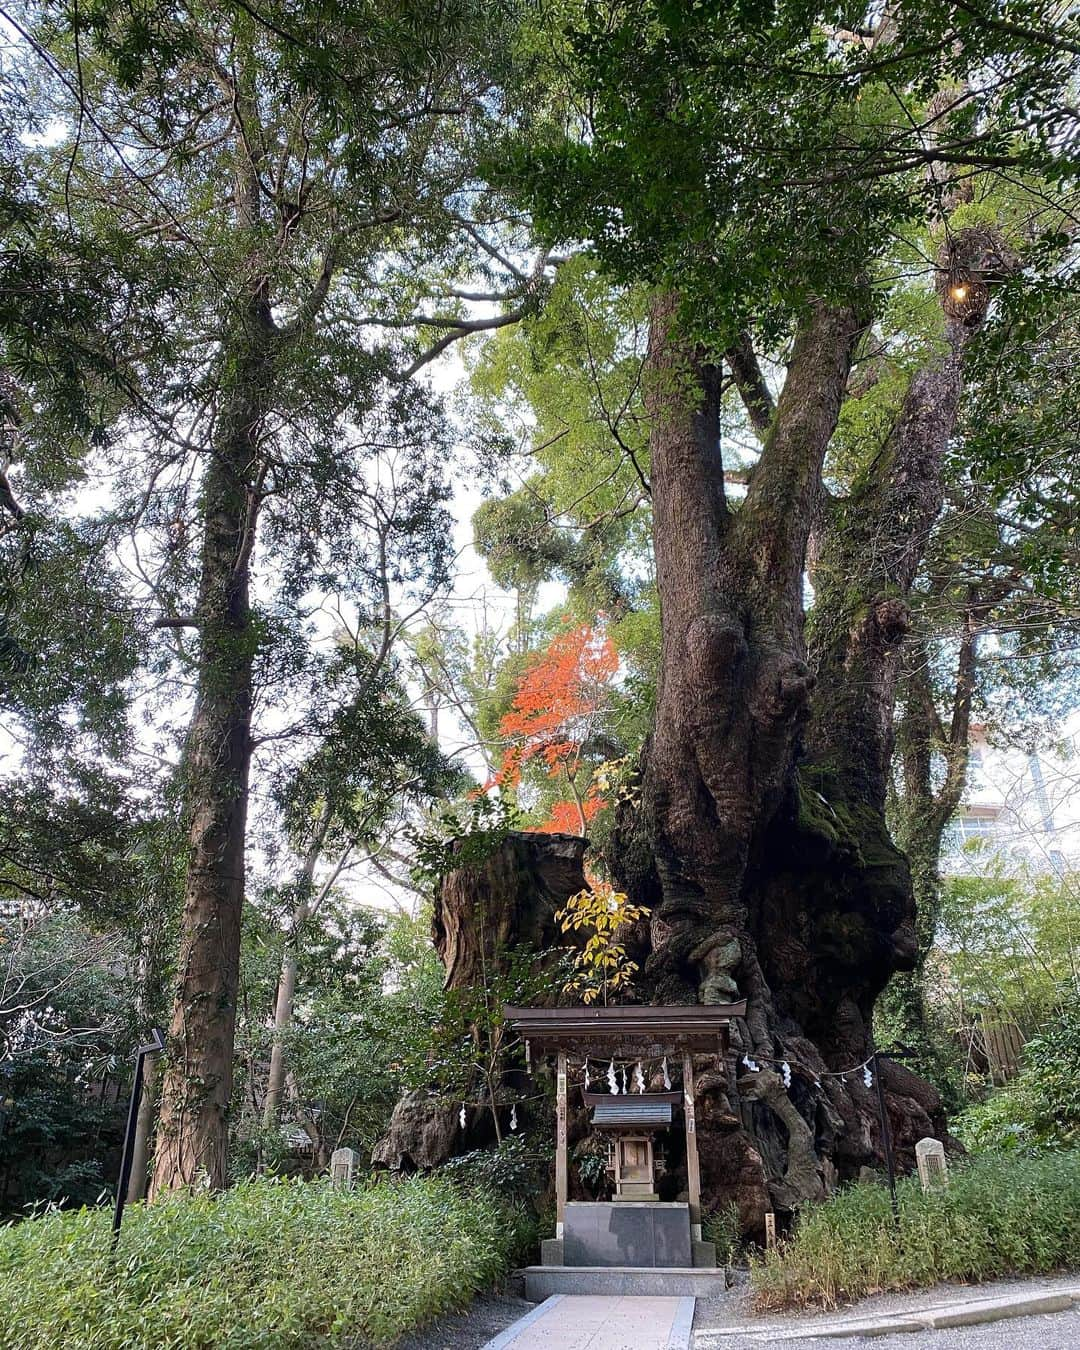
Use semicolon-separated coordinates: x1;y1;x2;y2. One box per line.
725;331;775;441
399;304;531;380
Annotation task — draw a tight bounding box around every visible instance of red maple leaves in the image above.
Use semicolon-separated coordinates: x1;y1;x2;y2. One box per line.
492;621;617;835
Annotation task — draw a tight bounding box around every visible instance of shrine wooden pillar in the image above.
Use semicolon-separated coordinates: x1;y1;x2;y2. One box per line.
556;1049;568;1237
682;1050;702;1240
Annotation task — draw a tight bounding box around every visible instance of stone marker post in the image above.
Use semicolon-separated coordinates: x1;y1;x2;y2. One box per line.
555;1051;568;1238
331;1146;358;1189
682;1051;702;1241
915;1137;948;1193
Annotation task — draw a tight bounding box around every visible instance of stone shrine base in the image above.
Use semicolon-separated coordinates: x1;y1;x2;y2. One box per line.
569;1201;691;1269
532;1201;718;1299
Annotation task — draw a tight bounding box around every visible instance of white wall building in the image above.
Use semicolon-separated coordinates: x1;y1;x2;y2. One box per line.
942;713;1080;877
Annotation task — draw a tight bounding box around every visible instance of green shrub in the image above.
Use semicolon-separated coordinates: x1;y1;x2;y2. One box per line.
440;1133;551;1203
751;1150;1080;1312
574;1146;609;1194
701;1200;740;1265
956;1008;1080;1154
954;1083;1040;1154
0;1175;518;1349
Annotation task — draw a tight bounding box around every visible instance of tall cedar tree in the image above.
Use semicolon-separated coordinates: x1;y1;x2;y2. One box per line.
16;0;505;1191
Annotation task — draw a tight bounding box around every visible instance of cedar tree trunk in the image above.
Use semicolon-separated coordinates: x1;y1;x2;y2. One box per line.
150;300;276;1193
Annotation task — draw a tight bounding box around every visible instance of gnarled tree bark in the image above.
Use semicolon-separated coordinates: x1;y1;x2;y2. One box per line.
374;831;588;1171
609;275;983;1230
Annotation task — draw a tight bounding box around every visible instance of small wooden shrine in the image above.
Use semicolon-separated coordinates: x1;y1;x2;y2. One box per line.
585;1088;681;1200
504;1002;745;1251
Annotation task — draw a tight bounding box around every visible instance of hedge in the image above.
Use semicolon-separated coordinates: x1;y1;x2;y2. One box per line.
0;1174;521;1349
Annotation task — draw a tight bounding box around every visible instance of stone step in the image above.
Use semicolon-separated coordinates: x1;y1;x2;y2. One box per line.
523;1264;731;1300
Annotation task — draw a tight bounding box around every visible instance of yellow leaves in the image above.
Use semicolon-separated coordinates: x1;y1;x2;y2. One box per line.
590;756;641;807
556;879;649;1005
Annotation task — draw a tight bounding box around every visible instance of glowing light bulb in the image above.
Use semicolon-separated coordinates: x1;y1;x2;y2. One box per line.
951;283;968;302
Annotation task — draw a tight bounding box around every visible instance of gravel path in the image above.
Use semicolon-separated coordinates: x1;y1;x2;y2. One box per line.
393;1292;537;1350
692;1270;1080;1348
733;1307;1080;1349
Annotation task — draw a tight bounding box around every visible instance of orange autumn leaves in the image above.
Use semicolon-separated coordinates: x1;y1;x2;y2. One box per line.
490;621;617;835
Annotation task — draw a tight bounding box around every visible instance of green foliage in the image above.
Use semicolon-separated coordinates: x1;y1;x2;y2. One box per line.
507;0;1079;341
273;652;464;864
933;865;1080;1035
410;792;520;894
0;854;179;1216
876;864;1080;1114
418;943;561;1118
574;1144;609;1194
0;518;143;760
872;989;967;1118
235;904;445;1173
441;1134;552;1207
0;1175;519;1349
465;257;660;781
701;1200;741;1267
752;1150;1080;1311
954;1085;1043;1156
956;1007;1080;1155
469;257;652;609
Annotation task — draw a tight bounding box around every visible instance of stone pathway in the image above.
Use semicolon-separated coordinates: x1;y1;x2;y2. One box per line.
481;1294;695;1350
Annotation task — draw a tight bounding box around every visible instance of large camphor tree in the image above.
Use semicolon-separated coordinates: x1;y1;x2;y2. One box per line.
15;0;524;1192
460;0;1080;1225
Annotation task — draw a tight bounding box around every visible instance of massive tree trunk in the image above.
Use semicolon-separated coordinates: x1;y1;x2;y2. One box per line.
632;290;866;1012
616;240;1005;1225
607;279;989;1227
374;831;587;1171
605;289;892;1226
150;303;276;1194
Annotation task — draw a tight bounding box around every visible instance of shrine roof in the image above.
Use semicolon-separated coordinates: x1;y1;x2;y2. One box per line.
504;1002;746;1054
592;1098;674;1128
